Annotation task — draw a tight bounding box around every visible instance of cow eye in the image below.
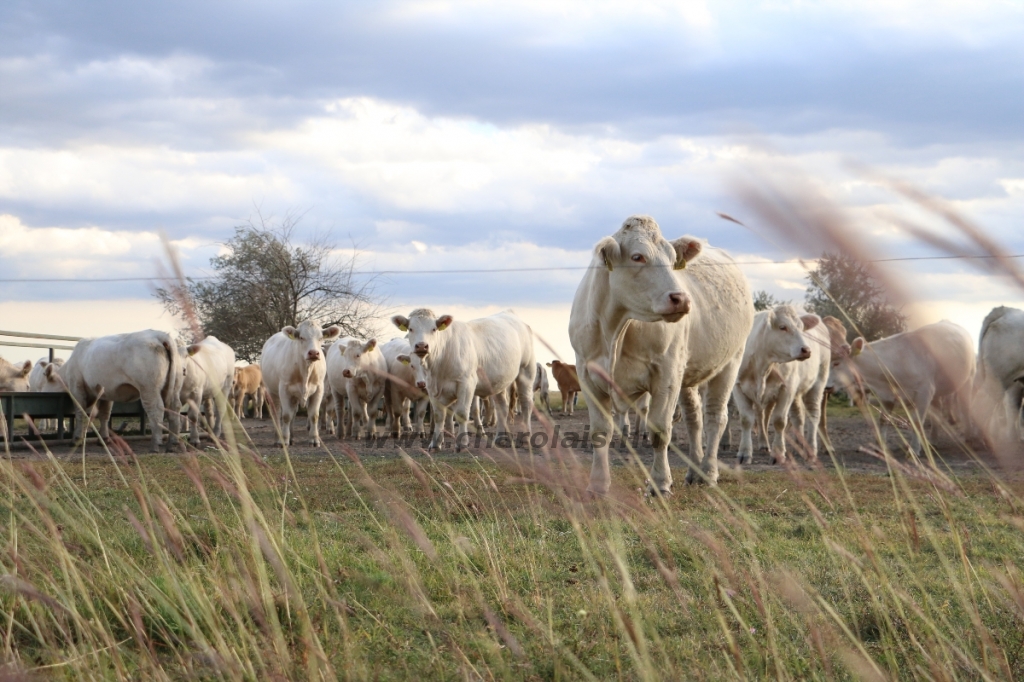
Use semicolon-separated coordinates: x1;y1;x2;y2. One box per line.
631;254;646;263
779;326;787;332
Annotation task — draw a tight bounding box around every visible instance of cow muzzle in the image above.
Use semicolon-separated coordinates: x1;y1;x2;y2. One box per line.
416;381;427;390
414;343;429;358
342;369;353;378
797;346;811;361
307;350;321;361
659;292;692;322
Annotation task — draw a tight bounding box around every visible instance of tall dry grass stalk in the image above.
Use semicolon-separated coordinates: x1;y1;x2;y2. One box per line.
0;169;1022;679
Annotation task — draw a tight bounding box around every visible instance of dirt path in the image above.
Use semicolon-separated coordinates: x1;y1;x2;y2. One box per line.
14;406;1012;480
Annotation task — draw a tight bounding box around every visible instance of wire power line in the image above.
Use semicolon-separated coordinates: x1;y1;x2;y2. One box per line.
0;253;1021;284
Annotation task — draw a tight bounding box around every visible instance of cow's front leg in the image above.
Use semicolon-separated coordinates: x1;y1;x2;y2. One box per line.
769;388;796;464
682;386;709;484
453;385;476;451
427;397;447;451
734;388;757;465
700;357;740;481
647;387;678;495
582;377;615;495
307;387;325;446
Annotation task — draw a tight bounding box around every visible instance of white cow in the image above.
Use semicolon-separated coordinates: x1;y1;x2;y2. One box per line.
392;309;535;451
261;320;341;447
178;336;236;444
829;320;974;454
733;305;828;465
976;306;1024;442
41;330;184;452
29;357;64;392
381;338;429;438
0;357;32;392
27;357;66;432
569;215;754;494
329;338;387;439
324;336;356;437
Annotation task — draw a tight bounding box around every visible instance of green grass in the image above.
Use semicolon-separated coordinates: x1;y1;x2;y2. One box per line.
1;427;1023;680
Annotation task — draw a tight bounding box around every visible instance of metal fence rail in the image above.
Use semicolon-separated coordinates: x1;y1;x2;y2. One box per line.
0;329;83;362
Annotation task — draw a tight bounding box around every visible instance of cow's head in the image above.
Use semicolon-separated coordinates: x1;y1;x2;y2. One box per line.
38;362;65;392
281;320;341;363
821;316;852;369
0;359;32;392
340;339;378;379
392;309;452;359
594;215;702;323
406;353;430;391
827;336;866;392
760;306;820;363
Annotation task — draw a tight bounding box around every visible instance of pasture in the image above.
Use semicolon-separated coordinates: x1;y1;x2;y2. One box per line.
2;401;1023;680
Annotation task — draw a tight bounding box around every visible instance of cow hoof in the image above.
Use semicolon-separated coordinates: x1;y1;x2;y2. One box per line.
685;469;717;486
737;454;752;465
646;483;672;497
585;487;609;499
770;456;785;465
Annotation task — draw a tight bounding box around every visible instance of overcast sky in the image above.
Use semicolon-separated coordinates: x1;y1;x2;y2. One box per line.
2;0;1023;362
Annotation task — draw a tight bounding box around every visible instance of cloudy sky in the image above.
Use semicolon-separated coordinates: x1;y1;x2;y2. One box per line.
2;0;1023;363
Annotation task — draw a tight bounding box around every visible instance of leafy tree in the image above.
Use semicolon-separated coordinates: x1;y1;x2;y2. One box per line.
752;289;789;312
804;252;907;342
158;211;382;362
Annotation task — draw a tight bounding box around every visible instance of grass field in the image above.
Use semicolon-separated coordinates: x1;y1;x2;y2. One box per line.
2;403;1024;680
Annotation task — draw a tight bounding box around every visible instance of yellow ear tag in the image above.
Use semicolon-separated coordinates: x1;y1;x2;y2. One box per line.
398;324;408;332
674;260;686;270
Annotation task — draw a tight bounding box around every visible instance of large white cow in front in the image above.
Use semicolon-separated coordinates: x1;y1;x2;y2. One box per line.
392;309;535;451
261;320;340;447
45;330;184;452
975;306;1024;442
569;215;754;495
178;336;236;443
829;320;974;454
733;305;829;465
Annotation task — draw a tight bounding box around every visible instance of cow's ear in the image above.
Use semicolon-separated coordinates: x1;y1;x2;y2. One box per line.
322;325;341;340
187;344;201;356
44;363;57;379
800;314;820;331
670;238;702;270
851;337;865;356
364;339;377;352
392;315;410;332
397;354;411;366
545;362;552;367
282;326;297;339
595;236;619;271
18;360;31;376
436;315;453;332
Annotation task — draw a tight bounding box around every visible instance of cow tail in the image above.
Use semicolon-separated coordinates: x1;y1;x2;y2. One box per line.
160;335;181;405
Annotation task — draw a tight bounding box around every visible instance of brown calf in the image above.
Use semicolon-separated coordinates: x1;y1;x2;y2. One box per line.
546;360;581;415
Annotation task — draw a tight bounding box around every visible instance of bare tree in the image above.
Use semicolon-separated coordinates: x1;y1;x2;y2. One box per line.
752;289;790;312
805;251;906;342
157;210;382;362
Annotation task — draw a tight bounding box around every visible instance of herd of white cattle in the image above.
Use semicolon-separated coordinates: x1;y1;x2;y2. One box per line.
1;215;1022;494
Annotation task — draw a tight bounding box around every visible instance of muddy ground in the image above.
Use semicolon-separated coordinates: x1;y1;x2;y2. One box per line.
7;401;1018;480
